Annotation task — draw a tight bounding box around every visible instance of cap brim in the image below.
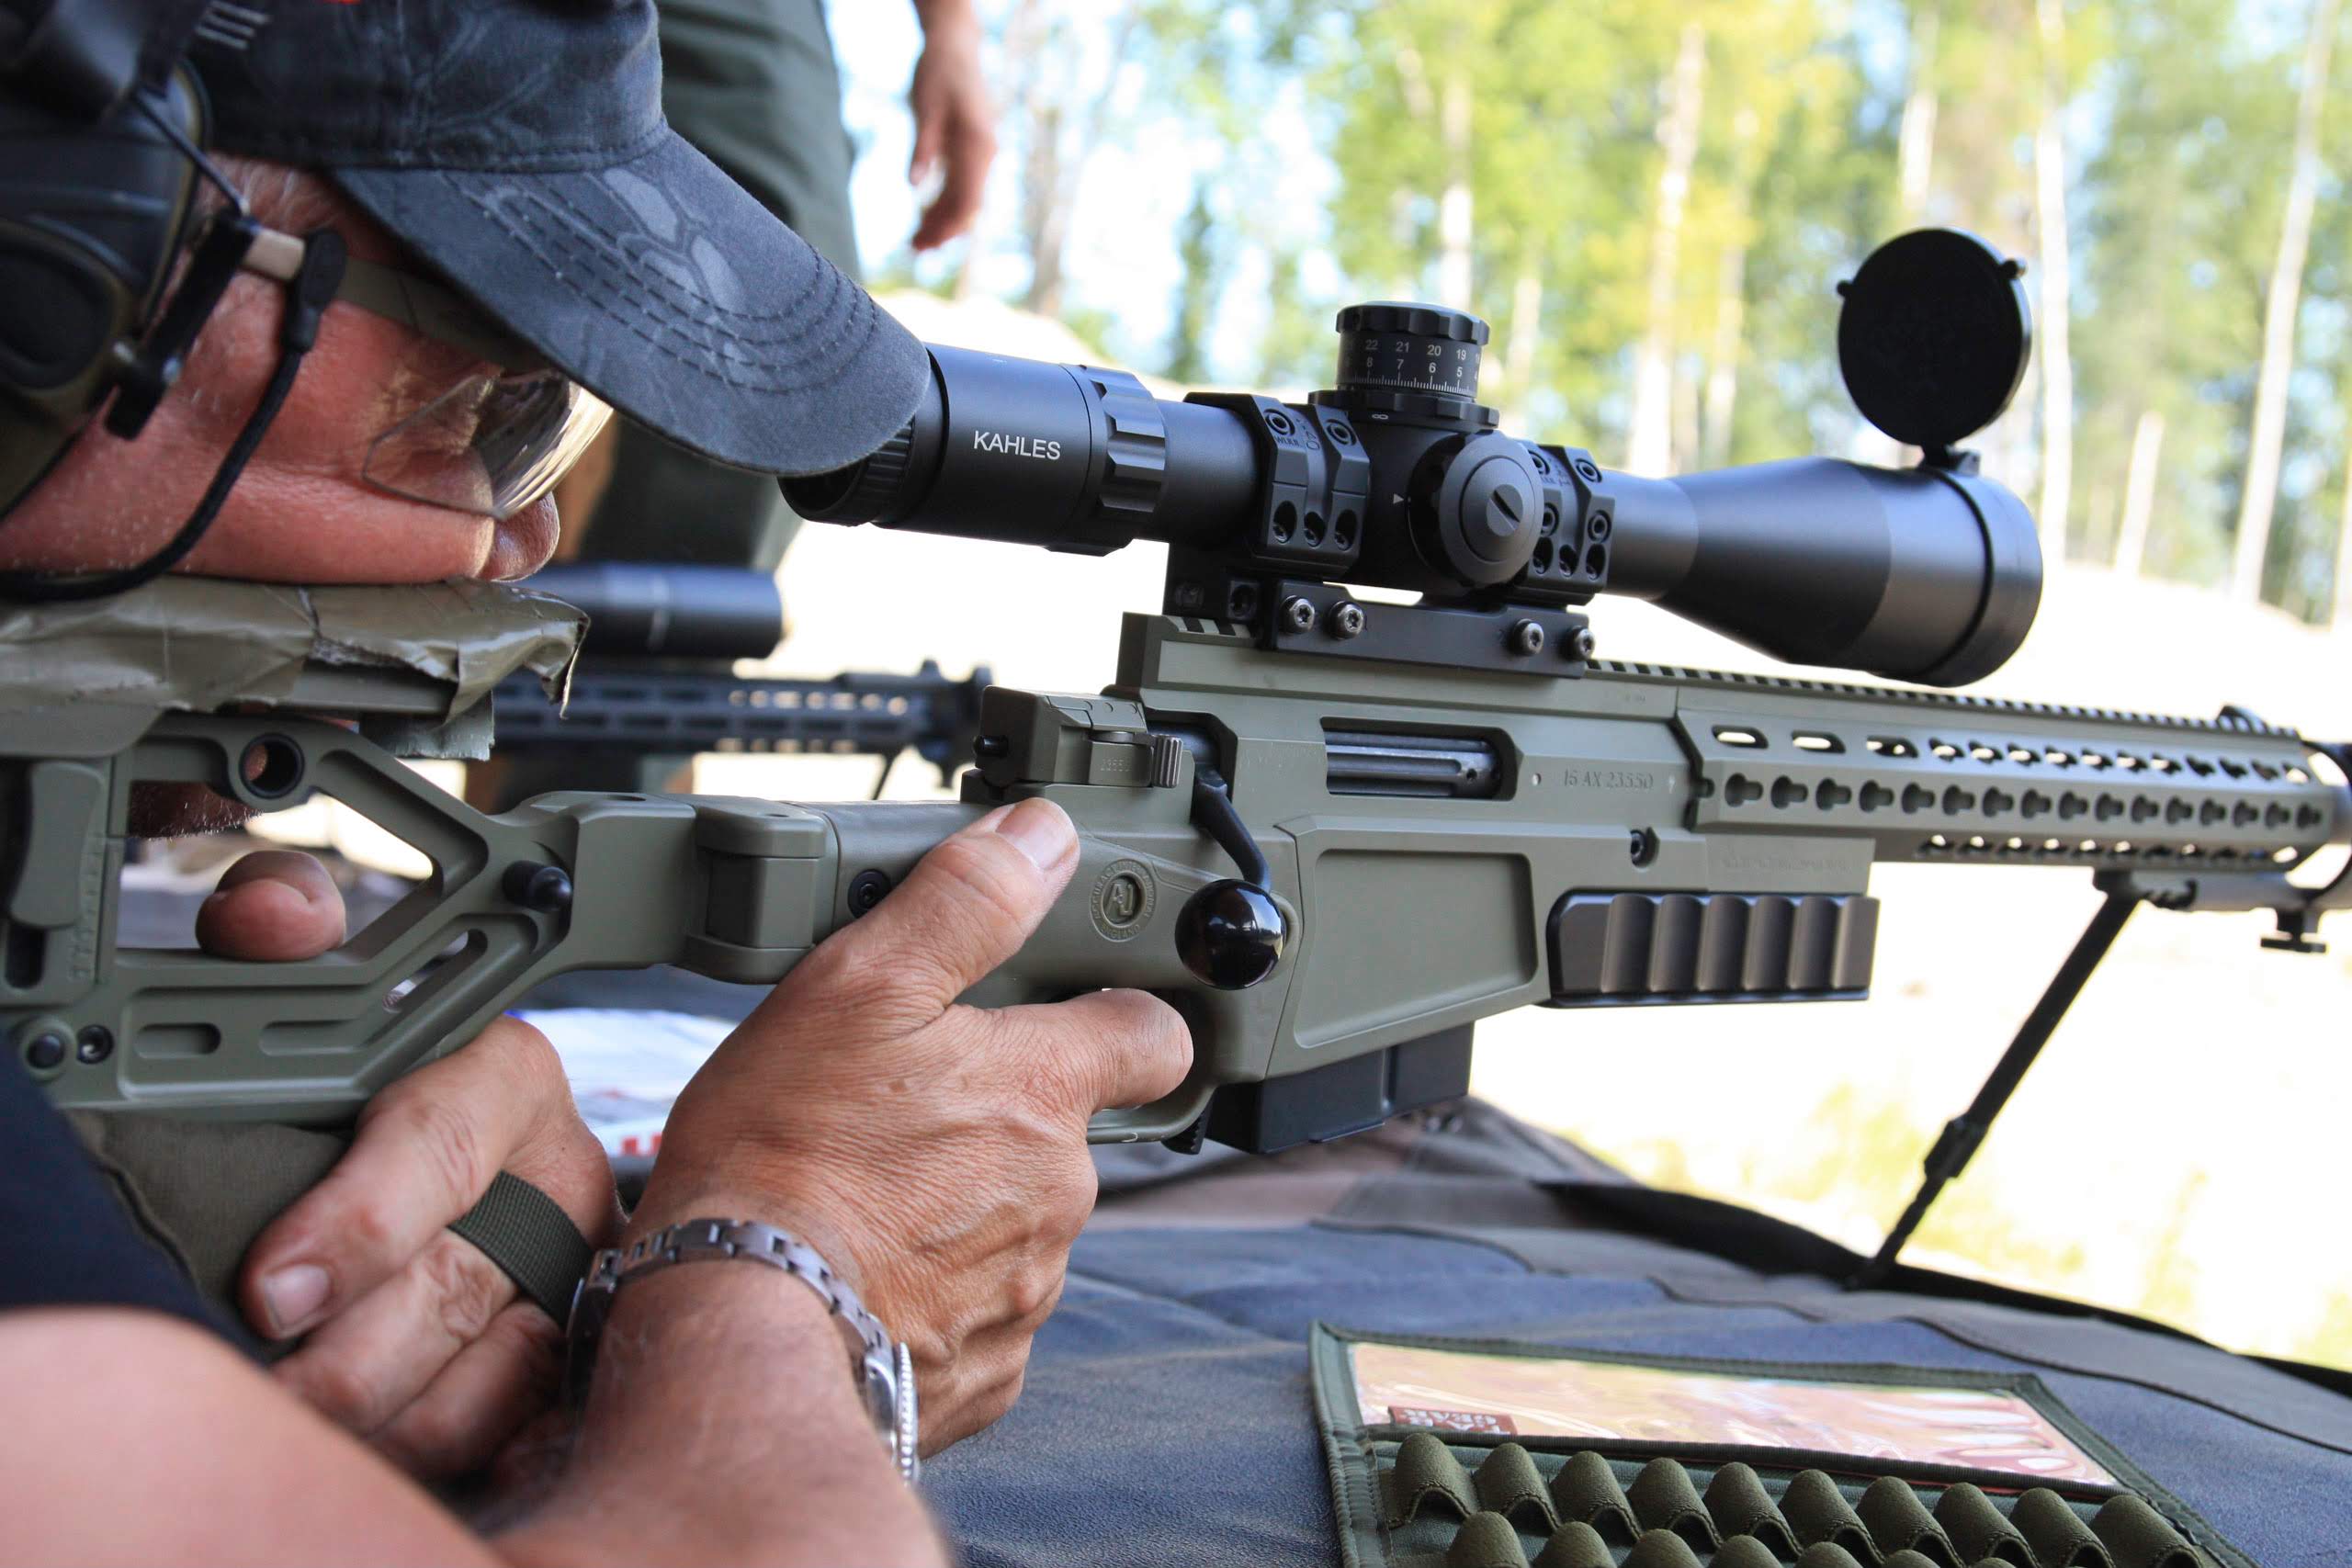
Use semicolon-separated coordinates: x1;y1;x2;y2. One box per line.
330;131;926;477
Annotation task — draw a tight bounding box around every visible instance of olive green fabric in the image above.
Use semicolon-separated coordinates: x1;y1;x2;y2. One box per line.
66;1112;348;1346
1313;1325;2244;1568
581;0;862;571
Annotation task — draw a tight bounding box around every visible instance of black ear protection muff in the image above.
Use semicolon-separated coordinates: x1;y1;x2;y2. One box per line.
0;0;345;602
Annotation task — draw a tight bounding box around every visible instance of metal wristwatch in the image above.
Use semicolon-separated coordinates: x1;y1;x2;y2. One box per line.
566;1219;920;1483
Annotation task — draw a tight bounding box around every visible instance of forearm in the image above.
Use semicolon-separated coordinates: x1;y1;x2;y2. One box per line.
499;1224;943;1567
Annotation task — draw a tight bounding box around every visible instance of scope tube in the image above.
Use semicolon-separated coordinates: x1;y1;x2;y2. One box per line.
1601;457;2042;686
786;345;1260;554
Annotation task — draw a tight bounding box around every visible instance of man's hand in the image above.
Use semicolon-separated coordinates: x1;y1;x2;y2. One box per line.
199;850;620;1479
636;797;1192;1452
907;2;998;250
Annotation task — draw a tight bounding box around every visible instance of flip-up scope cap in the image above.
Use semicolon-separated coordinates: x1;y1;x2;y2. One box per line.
1838;229;2032;454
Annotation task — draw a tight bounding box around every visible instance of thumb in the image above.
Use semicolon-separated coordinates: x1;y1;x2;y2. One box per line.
817;797;1079;1018
195;850;346;960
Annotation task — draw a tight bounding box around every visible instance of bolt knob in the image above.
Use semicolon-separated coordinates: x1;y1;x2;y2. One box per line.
1174;880;1287;990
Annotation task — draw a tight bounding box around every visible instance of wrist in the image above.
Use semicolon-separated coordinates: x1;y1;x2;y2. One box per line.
625;1179;869;1299
913;0;980;48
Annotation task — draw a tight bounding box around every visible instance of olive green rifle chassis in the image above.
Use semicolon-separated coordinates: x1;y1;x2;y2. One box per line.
6;582;2346;1275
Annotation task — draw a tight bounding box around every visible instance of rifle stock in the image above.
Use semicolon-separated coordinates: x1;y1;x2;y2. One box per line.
8;588;2344;1151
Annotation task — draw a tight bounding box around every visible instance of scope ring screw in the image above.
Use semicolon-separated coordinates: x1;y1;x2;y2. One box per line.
1329;601;1366;639
74;1025;114;1066
1279;596;1317;635
1589;511;1612;540
847;869;893;918
1574;458;1603;483
1326;420;1356;446
502;861;574;915
1567;626;1599;661
1508;619;1546;657
1262;408;1295;436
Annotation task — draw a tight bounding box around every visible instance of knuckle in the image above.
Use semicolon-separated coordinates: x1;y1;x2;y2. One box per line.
424;1237;513;1340
285;1354;382;1431
390;1092;492;1213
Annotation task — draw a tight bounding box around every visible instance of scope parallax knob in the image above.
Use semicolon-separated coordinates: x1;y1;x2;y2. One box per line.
1410;431;1544;591
1174;880;1286;990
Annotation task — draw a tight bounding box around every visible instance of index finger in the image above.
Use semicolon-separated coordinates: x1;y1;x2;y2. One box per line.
989;987;1193;1119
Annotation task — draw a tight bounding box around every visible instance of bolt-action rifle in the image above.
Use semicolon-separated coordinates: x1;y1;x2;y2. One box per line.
6;235;2348;1232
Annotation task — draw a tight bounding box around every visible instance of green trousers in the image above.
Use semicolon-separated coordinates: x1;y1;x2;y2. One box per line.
582;0;862;570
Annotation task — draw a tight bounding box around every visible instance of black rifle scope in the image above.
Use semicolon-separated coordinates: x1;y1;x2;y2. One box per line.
786;231;2042;686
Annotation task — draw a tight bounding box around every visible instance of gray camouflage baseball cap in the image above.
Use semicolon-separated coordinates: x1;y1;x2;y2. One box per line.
191;0;925;477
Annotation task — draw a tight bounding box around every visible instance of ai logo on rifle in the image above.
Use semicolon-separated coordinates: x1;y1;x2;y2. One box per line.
1091;859;1157;941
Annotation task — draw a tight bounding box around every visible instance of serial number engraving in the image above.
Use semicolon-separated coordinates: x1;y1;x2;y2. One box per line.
1562;768;1657;791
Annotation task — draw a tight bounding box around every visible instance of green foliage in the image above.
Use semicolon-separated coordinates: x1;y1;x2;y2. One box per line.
967;0;2352;620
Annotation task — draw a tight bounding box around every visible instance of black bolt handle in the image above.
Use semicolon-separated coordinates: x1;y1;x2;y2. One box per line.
1175;761;1288;989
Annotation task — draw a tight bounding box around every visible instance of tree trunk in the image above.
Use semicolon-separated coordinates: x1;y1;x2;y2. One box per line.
2114;409;2165;577
1702;108;1758;470
1437;69;1475;310
1626;22;1706;476
1896;6;1941;221
2033;0;2075;567
2335;452;2352;625
1702;243;1746;468
1020;4;1144;320
2230;0;2342;604
955;0;1046;301
1498;267;1544;432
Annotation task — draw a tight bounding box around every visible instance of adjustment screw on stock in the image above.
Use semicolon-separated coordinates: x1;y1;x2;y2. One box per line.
75;1025;113;1065
1508;619;1546;657
847;869;893;918
23;1029;68;1071
1329;600;1366;640
502;861;574;915
1280;595;1318;635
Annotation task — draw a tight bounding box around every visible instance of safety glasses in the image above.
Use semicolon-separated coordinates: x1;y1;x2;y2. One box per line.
241;227;613;520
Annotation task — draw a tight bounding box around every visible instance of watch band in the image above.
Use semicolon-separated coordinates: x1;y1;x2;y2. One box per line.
565;1218;919;1484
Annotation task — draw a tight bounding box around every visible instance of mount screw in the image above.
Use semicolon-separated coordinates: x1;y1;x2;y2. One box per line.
1329;601;1366;639
1574;457;1603;483
1508;619;1546;656
1567;626;1599;661
1279;596;1317;635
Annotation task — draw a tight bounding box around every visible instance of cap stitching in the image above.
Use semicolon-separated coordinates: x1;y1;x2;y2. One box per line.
440;170;867;355
442;175;888;395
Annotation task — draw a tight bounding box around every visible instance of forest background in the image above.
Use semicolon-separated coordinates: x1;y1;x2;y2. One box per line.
791;1;2352;1366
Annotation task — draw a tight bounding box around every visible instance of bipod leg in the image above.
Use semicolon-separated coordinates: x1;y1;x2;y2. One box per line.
1845;890;2141;1292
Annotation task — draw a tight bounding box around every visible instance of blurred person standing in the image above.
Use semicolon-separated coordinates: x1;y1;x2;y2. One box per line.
571;0;998;571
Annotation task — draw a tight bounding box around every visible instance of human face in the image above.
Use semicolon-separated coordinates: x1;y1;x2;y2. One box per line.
0;164;572;585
